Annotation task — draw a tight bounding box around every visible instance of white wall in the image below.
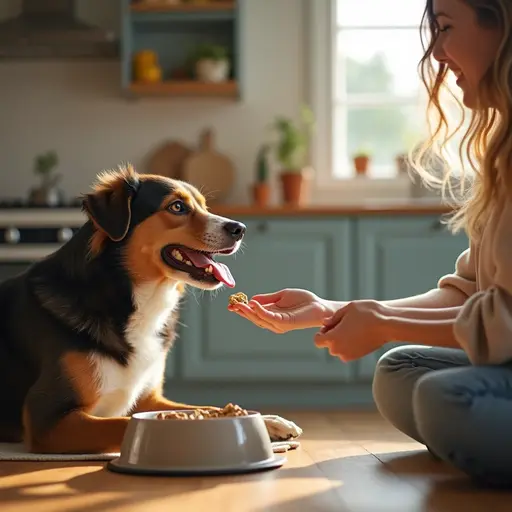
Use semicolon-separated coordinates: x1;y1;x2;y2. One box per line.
0;0;306;204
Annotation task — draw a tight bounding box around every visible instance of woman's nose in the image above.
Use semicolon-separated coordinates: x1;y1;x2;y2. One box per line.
432;37;447;63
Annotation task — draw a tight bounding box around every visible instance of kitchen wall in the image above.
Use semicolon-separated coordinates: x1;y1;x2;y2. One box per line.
0;0;306;204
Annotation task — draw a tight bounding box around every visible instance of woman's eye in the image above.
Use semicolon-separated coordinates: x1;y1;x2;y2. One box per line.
168;200;187;214
439;25;452;32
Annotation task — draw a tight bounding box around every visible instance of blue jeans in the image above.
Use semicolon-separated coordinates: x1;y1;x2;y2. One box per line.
372;345;512;487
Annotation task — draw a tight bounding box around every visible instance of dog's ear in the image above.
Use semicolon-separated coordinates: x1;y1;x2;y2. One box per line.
83;168;139;242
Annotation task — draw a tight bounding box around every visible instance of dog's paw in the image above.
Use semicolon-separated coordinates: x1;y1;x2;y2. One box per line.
272;440;301;453
262;414;303;442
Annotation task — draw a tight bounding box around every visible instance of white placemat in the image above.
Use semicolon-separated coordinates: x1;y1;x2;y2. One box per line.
0;443;118;461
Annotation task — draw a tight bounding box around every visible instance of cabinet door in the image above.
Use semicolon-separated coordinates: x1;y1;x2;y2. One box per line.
177;218;355;381
354;216;469;378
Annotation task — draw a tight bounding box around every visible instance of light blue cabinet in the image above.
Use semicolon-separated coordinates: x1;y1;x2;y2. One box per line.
178;218;356;381
165;213;468;406
354;216;469;378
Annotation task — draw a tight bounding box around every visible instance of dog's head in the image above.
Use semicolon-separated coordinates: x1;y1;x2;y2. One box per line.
82;164;245;291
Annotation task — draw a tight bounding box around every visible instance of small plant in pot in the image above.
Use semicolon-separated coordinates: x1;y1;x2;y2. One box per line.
29;150;63;206
272;105;315;206
251;144;271;207
192;43;230;83
353;146;372;176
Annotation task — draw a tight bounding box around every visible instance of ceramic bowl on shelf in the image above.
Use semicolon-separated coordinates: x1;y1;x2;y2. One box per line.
107;410;286;476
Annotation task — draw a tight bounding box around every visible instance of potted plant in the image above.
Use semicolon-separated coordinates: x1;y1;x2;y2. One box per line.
28;150;63;206
353;146;372;176
192;43;230;83
272;105;315;206
251;144;271;207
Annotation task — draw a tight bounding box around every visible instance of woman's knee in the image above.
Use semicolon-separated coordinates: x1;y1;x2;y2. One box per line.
372;344;429;402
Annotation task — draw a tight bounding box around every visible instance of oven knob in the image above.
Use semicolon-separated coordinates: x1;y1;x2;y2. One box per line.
4;227;20;244
58;228;74;243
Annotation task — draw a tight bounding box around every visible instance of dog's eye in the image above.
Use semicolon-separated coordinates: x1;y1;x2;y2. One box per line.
168;200;188;214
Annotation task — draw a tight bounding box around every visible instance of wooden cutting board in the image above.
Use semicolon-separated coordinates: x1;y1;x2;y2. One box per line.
182;128;235;204
147;140;192;179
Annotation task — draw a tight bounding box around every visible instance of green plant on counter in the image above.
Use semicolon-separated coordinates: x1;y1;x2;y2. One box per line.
255;144;270;183
272;104;315;171
34;150;61;187
353;144;372;159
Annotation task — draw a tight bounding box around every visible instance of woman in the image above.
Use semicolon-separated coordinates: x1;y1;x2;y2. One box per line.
229;0;512;486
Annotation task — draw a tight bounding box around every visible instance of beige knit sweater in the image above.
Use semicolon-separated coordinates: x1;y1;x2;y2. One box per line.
438;193;512;365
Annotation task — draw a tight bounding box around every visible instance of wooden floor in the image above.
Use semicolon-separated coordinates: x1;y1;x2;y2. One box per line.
1;411;511;512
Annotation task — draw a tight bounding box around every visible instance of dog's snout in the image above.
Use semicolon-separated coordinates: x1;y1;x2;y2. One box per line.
223;221;246;241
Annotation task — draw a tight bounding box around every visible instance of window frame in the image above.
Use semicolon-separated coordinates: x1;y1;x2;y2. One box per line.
304;0;422;201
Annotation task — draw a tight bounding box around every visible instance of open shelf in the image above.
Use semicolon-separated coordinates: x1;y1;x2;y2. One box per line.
122;0;242;99
129;79;238;97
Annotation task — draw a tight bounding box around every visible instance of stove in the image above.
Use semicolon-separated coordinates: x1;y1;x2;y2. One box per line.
0;197;88;280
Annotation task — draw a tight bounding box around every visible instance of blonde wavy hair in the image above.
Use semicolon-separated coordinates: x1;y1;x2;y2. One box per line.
413;0;510;242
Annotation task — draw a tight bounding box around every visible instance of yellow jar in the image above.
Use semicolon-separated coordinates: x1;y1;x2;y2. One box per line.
133;50;159;81
141;65;162;83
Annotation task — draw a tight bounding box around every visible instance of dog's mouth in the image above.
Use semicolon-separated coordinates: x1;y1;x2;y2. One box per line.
161;245;236;288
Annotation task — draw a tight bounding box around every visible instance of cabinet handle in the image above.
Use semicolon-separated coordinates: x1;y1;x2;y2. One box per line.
257;222;268;233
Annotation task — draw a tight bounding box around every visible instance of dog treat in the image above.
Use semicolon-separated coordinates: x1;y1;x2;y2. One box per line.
156;402;249;420
228;292;249;306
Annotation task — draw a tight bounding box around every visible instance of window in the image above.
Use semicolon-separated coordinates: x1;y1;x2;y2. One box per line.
308;0;434;187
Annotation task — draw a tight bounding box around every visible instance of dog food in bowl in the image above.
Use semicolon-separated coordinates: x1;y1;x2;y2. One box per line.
228;292;248;306
156;403;249;420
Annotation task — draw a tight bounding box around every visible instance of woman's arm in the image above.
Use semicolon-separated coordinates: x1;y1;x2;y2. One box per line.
381;305;461;349
325;288;468;311
325;246;477;311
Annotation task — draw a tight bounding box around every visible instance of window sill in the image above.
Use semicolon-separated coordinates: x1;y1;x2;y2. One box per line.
310;174;443;205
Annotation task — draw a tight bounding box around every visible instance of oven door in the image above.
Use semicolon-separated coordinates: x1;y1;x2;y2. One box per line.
0;245;59;283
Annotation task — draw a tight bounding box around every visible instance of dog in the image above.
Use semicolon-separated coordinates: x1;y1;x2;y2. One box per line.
0;164;300;454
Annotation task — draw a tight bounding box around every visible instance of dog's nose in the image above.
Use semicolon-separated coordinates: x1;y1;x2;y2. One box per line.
223;221;246;241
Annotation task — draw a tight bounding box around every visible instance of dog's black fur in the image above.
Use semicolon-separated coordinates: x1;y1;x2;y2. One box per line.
0;168;217;449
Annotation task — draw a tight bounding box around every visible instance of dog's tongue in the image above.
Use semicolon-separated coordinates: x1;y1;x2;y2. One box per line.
179;248;235;288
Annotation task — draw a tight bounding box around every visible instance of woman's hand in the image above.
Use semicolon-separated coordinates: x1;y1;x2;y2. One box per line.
228;288;337;333
313;300;390;361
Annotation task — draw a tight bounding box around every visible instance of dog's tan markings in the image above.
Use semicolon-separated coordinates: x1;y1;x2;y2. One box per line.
61;352;100;411
88;164;138;257
132;388;219;414
124;184;211;284
22;351;130;454
25;409;130;454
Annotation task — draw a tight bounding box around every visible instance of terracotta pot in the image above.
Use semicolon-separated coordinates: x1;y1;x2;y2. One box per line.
354;156;370;176
251;182;271;207
279;170;311;206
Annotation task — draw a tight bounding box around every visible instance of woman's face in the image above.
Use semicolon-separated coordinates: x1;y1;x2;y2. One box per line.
431;0;502;108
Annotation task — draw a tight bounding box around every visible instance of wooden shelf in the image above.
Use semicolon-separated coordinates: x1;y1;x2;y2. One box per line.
130;1;235;12
129;79;238;97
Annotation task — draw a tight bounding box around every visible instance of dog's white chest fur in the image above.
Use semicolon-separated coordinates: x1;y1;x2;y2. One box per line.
89;281;180;418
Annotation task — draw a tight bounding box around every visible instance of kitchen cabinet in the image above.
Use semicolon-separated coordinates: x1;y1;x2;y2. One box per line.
353;216;469;379
164;213;470;408
121;0;242;99
177;218;355;382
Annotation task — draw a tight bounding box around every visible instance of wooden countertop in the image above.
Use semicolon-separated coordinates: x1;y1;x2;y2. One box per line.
209;201;458;217
1;410;506;512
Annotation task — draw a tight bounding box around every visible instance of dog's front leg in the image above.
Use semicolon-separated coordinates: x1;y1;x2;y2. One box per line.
24;408;130;454
132;388;220;414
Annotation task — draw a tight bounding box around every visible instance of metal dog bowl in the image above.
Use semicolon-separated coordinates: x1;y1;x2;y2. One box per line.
107;410;286;476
